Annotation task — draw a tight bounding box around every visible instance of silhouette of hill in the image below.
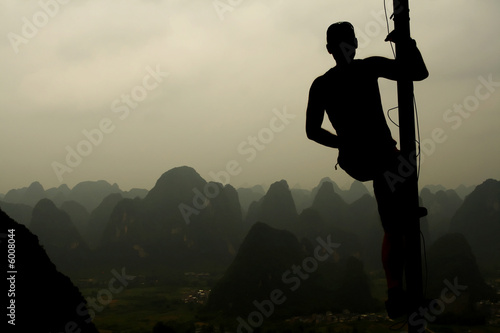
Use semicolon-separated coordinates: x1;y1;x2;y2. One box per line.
310;177;343;202
291;187;313;214
60;200;90;239
310;178;371;205
137;166;210;266
68;180;122;211
343;180;370;204
344;194;383;270
98;166;244;268
245;180;299;230
0;208;98;332
30;198;91;272
296;207;360;261
0;201;32;226
2;181;148;213
144;166;207;226
192;183;243;257
4;181;47;207
86;192;123;249
423;184;446;194
3;172;499;288
236;185;265;217
311;181;349;230
124;187;149;199
206;222;379;324
296;208;328;241
297;185;379;264
182;181;243;265
43;184;72;207
207;222;306;318
426;233;497;324
98;197;149;267
420;188;463;243
449;179;500;271
335;256;379;313
454;184;476;200
424;183;476;200
23;181;46;206
3;185;26;204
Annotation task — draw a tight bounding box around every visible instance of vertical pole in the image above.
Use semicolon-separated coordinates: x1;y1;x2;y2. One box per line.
392;0;423;332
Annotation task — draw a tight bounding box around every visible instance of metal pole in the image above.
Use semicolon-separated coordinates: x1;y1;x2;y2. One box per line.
392;0;424;332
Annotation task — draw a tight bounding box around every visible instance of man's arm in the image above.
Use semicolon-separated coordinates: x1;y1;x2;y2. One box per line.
305;78;341;149
367;38;429;81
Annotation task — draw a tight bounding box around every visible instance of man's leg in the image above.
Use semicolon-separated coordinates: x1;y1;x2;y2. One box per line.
374;171;408;318
374;172;406;289
382;232;405;290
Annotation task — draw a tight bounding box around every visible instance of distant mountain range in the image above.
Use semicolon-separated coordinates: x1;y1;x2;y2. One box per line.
0;166;497;324
0;177;475;214
1;180;147;212
0;168;492;272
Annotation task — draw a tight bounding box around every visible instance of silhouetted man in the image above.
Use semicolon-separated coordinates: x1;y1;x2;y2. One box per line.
305;21;428;318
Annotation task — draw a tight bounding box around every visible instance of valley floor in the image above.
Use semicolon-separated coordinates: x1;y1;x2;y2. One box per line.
71;271;500;333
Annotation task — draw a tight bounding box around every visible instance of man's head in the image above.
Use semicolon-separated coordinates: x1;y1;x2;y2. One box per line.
326;21;358;64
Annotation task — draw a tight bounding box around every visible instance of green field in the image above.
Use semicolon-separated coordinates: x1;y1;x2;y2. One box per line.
72;272;500;333
74;269;211;333
90;288;195;332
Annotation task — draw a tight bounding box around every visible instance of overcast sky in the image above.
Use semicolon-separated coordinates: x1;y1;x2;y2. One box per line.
1;0;499;194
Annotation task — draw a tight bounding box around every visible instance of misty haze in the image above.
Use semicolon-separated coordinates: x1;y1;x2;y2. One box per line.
2;168;499;332
1;1;500;333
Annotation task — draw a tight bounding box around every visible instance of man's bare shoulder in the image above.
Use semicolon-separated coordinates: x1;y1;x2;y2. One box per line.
309;73;327;92
311;67;337;88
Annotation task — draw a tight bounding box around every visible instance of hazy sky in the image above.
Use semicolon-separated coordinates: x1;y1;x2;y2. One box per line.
1;0;499;194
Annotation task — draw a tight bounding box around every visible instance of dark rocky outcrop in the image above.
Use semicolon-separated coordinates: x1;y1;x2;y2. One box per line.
1;208;98;332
